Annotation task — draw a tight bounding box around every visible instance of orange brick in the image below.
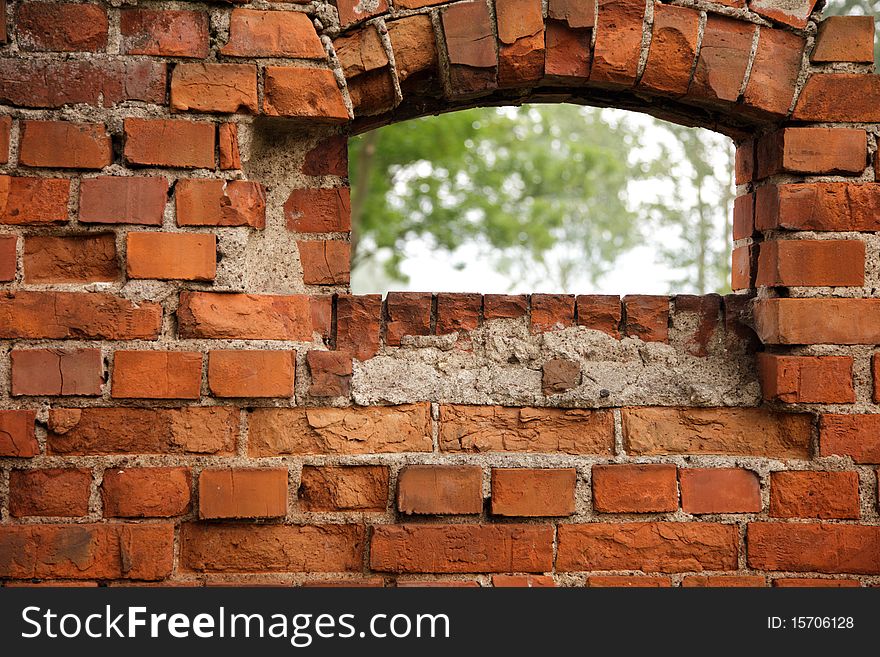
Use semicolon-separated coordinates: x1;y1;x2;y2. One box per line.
770;471;860;519
757;240;865;287
124;118;215;169
748;523;880;574
682;575;766;587
0;233;15;281
680;468;762;514
176;179;265;228
587;576;673;587
0;410;38;457
592;464;678;513
9;468;92;517
812;16;874;63
397;465;483;515
111;351;202;399
199;468;289;519
79;176;168;225
0;176;69;224
222;9;324;58
298;465;390;512
102;467;191;517
24;233;118;283
758;353;854;403
19;120;111;169
491;468;576;516
298;240;350;285
120;9;209;58
126;232;216;281
207;350;295;398
820;414;880;463
492;575;555;587
757;127;867;178
171;63;258;113
11;348;103;396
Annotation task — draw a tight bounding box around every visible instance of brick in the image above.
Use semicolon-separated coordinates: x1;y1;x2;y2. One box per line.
587;576;672;587
124;119;215;169
812;16;874;63
0;291;161;340
79;176;168;225
199;468;288;519
750;0;818;29
742;28;805;117
335;25;396;117
622;407;811;458
624;295;669;342
178;291;321;341
542;358;581;395
680;468;762;514
371;525;553;573
306;350;352;397
558;523;738;572
208;350;295;398
299;465;389;512
441;1;497;97
774;578;860;588
47;407;237;455
639;5;700;95
102;467;191;518
688;16;753;106
491;468;576;516
756;240;864;287
388;15;439;89
794;74;880;123
436;293;482;334
393;0;444;9
757;128;866;178
223;9;324;58
171;63;258;114
263;67;349;122
544;20;591;83
732;193;754;240
0;115;10;163
387;291;432;345
682;575;765;587
0;59;167;109
0;234;15;281
249;404;432;456
496;0;545;86
576;295;621;338
735;139;755;184
492;575;555;587
0;410;38;457
24;233;118;283
218;124;241;170
592;464;677;513
440;405;614;454
303;578;385;588
285;188;351;233
11;348;102;396
755;298;880;346
747;523;880;574
332;0;388;28
770;471;860;520
0;524;173;580
396;580;480;587
591;0;644;87
17;2;107;52
758;353;854;404
484;294;528;319
19;120;111;169
126;232;215;282
548;0;596;27
397;465;483;515
303;135;348;177
757;184;880;233
298;240;350;285
9;468;91;517
337;295;381;360
111;351;203;399
531;294;575;333
674;294;721;357
176;179;266;228
820;414;880;464
120;9;209;58
731;245;752;291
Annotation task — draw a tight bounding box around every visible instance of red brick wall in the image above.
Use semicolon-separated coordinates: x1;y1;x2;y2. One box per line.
1;0;879;587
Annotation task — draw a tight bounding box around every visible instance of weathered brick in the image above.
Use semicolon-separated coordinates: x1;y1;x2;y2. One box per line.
435;293;482;334
735;139;755;184
812;16;874;63
298;240;350;285
770;471;860;519
332;0;388;28
299;465;389;512
19;120;111;169
639;4;700;95
303;135;348;177
680;468;762;514
0;115;9;164
757;240;864;288
576;295;621;337
750;0;817;29
397;465;483;515
102;467;191;518
178;292;321;341
17;2;107;52
484;294;528;320
755;298;880;345
171;63;258;114
587;576;673;587
794;74;880;122
9;468;91;517
531;294;575;333
176;179;266;228
199;468;289;519
732;193;754;240
682;575;765;587
306;350;352;397
757;183;880;233
387;15;439;90
386;292;432;345
285;188;350;233
222;9;324;58
623;295;669;342
742;28;805;117
591;0;644;87
11;348;103;396
758;353;854;404
336;294;381;360
218;124;241;170
79;176;168;225
674;294;721;357
263;67;349;121
111;351;203;399
773;578;860;587
208;350;295;398
731;245;752;291
757;128;866;178
748;523;880;574
820;414;880;464
124;118;215;169
688;16;753;106
542;358;581;395
441;1;497;97
0;233;15;281
491;468;576;516
0;410;38;457
496;0;545;86
120;9;209;58
24;234;118;283
126;232;216;281
592;464;678;513
544;20;591;83
492;574;555;587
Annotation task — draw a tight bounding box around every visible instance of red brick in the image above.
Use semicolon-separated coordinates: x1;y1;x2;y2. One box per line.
306;350;352;397
0;409;38;457
576;295;620;337
9;468;91;517
218;124;241;170
0;291;161;340
303;135;348;177
770;471;860;520
79;176;168;225
0;524;173;580
124;119;215;169
178;291;320;341
199;468;288;519
732;193;754;240
0;115;10;164
542;358;581;395
794;74;880;122
544;20;591;83
680;468;761;514
735;139;755;184
371;525;553;573
491;468;576;517
682;575;765;587
111;351;203;399
176;179;266;228
496;0;545;86
223;9;324;58
0;233;15;281
731;245;752;291
171;63;258;114
24;233;118;284
755;298;880;345
587;576;673;587
336;294;381;360
756;240;864;288
750;0;817;29
592;464;677;513
397;465;483;515
299;465;389;512
441;1;497;97
102;467;191;518
396;580;480;587
492;575;555;587
436;293;481;334
19;120;111;169
126;232;216;281
747;523;880;574
47;407;237;455
387;15;439;90
591;0;644;87
285;188;350;233
774;578;860;587
120;9;209;58
11;348;103;396
303;578;385;588
531;293;575;333
812;16;874;63
742;28;805;117
820;414;880;464
386;291;432;345
673;294;721;357
208;350;295;398
548;0;595;27
263;67;349;121
624;295;669;342
332;0;388;28
688;16;753;106
622;407;811;458
758;353;854;404
16;2;107;52
298;240;350;285
757;128;867;178
639;5;700;95
558;523;738;572
483;294;528;320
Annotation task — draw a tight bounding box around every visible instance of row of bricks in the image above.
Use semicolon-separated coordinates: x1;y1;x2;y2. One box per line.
2;521;880;579
0;404;877;462
4;464;872;521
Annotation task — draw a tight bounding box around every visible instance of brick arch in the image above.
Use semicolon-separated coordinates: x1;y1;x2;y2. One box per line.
1;0;880;586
